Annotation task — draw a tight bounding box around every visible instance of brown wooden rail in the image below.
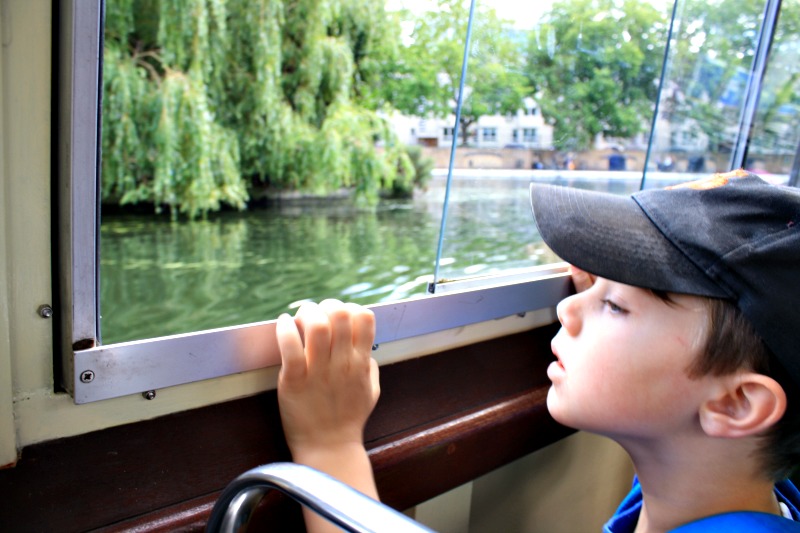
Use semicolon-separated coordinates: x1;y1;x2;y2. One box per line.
0;324;570;532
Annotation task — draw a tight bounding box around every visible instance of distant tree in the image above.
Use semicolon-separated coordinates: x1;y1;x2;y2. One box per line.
525;0;667;151
385;0;531;145
102;0;413;217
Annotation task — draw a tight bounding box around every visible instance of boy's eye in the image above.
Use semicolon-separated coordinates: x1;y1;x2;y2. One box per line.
602;299;627;314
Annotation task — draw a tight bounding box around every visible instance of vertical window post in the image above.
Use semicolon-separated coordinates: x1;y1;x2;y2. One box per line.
57;0;103;394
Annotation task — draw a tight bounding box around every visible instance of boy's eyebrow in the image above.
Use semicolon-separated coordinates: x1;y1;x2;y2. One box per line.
646;288;680;307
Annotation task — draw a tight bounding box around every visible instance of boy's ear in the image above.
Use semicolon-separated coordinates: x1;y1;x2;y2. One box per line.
699;373;787;438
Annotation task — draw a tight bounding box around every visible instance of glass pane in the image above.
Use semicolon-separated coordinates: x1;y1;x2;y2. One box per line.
643;0;784;190
743;0;800;181
434;0;672;285
100;0;452;344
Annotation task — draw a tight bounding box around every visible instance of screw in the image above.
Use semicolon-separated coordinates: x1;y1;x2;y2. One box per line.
372;344;379;351
38;305;53;319
80;370;95;383
142;390;156;400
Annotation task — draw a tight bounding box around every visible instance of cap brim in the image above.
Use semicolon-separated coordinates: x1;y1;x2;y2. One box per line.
529;183;727;297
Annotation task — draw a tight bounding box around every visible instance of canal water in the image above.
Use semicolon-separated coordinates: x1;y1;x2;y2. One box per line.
100;174;642;344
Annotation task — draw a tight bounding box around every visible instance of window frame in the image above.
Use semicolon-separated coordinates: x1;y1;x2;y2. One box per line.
59;4;569;404
59;0;794;404
58;0;103;397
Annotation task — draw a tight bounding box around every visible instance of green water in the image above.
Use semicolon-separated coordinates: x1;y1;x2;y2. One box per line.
99;176;639;344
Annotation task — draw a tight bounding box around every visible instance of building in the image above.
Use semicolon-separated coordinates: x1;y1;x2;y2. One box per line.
386;97;554;150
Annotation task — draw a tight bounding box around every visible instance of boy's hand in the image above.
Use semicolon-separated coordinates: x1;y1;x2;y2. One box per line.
276;299;380;457
569;265;596;293
276;299;381;529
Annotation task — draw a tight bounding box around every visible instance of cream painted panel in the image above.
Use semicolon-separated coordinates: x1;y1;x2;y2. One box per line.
4;1;54;394
0;0;17;468
469;432;634;532
414;482;473;533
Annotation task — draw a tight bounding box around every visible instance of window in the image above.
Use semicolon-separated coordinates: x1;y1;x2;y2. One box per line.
522;128;538;143
432;0;799;287
60;0;800;404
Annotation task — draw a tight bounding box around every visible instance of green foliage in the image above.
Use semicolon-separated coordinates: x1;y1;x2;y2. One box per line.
387;0;531;145
102;0;407;217
525;0;667;150
386;145;434;198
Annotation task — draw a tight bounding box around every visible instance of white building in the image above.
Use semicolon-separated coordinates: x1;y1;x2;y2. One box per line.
386;97;554;150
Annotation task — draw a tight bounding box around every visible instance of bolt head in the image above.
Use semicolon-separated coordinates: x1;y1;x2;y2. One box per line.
142;390;156;400
38;305;53;319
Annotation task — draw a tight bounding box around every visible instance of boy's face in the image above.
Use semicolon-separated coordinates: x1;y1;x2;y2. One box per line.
547;277;713;441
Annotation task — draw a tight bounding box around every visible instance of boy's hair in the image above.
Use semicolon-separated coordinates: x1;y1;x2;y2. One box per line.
691;297;800;481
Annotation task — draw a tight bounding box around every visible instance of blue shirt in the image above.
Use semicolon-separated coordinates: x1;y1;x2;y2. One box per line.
604;478;800;532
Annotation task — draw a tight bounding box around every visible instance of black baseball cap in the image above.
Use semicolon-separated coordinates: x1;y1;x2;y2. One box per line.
529;169;800;387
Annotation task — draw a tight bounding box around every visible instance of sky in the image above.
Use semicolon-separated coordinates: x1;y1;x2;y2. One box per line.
385;0;555;29
386;0;673;30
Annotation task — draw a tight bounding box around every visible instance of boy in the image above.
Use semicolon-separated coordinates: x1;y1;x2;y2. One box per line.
275;169;800;532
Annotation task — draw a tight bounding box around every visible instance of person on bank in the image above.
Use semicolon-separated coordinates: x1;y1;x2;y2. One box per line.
275;168;800;532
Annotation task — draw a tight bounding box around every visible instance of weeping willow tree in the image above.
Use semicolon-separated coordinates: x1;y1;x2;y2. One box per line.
102;0;414;217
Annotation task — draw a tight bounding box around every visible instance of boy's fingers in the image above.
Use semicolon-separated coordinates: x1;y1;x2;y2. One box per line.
301;304;333;372
569;265;596;293
319;299;352;368
293;301;321;345
347;303;376;360
276;313;306;382
369;358;380;402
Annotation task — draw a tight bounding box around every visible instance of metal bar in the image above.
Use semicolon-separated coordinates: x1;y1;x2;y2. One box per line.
72;271;570;404
431;0;478;291
58;0;103;394
790;135;800;187
206;463;435;533
730;0;783;170
640;0;680;191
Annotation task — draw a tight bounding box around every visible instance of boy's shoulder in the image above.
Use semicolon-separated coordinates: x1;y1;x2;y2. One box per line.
604;479;800;533
671;509;800;532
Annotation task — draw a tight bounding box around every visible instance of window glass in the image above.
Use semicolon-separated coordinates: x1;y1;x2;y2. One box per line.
742;0;800;180
434;0;799;287
433;0;671;286
100;0;450;344
642;0;794;190
98;0;798;345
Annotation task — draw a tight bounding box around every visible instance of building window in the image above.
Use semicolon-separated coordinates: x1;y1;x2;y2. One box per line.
522;128;538;142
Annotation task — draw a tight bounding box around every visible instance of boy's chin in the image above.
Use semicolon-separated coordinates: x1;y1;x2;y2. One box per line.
546;387;575;428
546;387;594;432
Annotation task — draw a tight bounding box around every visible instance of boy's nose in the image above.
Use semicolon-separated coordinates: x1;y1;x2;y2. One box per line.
556;293;582;335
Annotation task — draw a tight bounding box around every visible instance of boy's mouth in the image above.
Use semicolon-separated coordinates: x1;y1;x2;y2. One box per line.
550;343;564;365
548;343;566;380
